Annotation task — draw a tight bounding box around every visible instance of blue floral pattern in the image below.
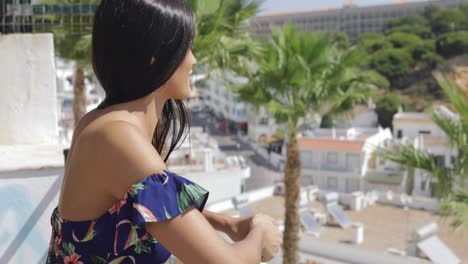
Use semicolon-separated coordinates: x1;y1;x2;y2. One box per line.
46;170;209;264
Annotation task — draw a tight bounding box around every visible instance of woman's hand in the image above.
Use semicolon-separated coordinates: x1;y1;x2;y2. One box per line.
251;213;281;263
226;216;254;242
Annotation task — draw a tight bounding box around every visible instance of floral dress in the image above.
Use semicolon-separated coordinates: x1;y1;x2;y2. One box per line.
46;170;209;264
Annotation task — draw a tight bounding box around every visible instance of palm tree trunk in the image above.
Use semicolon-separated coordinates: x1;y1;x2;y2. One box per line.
282;126;301;264
73;66;86;126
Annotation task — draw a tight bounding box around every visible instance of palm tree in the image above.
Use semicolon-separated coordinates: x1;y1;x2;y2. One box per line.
54;31;92;126
378;72;468;229
235;25;384;263
36;0;96;126
187;0;263;73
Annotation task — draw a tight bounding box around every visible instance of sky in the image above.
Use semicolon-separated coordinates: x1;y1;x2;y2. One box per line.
260;0;424;14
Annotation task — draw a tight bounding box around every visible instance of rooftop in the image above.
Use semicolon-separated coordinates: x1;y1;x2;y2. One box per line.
393;112;432;122
298;138;365;152
222;195;468;262
394;106;457;123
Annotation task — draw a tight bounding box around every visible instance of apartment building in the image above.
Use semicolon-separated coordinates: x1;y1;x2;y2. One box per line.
392;105;457;196
201;71;249;135
298;127;393;193
249;0;468;40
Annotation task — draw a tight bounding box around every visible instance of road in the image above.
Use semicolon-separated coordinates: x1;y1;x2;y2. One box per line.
191;109;283;192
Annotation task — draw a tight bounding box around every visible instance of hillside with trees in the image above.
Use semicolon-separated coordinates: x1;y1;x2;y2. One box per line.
357;4;468;113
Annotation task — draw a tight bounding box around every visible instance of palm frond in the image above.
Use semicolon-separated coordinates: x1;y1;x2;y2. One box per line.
377;144;453;197
440;192;468;230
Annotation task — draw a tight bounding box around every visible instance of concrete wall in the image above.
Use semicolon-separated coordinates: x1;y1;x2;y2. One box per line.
0;33;58;145
170;168;243;204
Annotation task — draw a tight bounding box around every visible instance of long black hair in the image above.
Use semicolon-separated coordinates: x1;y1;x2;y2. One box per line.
92;0;194;162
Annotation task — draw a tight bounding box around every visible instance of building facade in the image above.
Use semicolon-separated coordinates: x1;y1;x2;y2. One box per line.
201;71;249;135
249;0;468;40
298;127;393;193
392;106;457;197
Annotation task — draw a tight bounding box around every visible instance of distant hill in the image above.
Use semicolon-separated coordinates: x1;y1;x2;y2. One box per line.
394;54;468;112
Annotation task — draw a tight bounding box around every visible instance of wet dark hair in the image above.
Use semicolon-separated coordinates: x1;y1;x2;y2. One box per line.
92;0;194;162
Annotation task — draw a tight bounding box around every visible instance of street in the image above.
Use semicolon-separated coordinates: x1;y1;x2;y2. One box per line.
190;109;283;192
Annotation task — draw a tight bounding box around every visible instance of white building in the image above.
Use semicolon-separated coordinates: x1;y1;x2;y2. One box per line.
393;110;448;140
298;127;393;193
392;106;457;197
168;127;251;203
201;71;249;134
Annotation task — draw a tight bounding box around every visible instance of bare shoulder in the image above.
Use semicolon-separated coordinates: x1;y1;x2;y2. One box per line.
77;120;167;198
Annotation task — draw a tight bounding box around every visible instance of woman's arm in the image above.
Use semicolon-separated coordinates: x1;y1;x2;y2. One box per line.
146;207;264;264
203;210;232;232
203;210;254;242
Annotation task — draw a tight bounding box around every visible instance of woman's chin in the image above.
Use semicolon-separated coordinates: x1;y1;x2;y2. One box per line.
173;89;191;100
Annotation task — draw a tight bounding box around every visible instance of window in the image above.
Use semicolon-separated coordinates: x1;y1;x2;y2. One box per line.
397;130;403;139
346;153;360;171
346;179;359;192
434;155;445;168
259;117;268;125
300;151;314;169
327;177;338;190
327;152;338;164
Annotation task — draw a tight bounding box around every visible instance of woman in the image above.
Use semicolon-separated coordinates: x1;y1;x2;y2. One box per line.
46;0;281;263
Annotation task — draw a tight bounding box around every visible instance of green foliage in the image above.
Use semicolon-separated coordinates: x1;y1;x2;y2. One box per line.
357;33;392;54
370;48;414;82
378;138;453;198
462;4;468;29
430;9;466;35
440;192;468;230
461;3;468;15
413;39;443;67
387;32;423;49
387;24;432;39
436;31;468;58
273;129;285;140
187;0;262;72
386;15;431;39
423;5;441;21
330;32;351;49
374;93;401;129
356;5;468;95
